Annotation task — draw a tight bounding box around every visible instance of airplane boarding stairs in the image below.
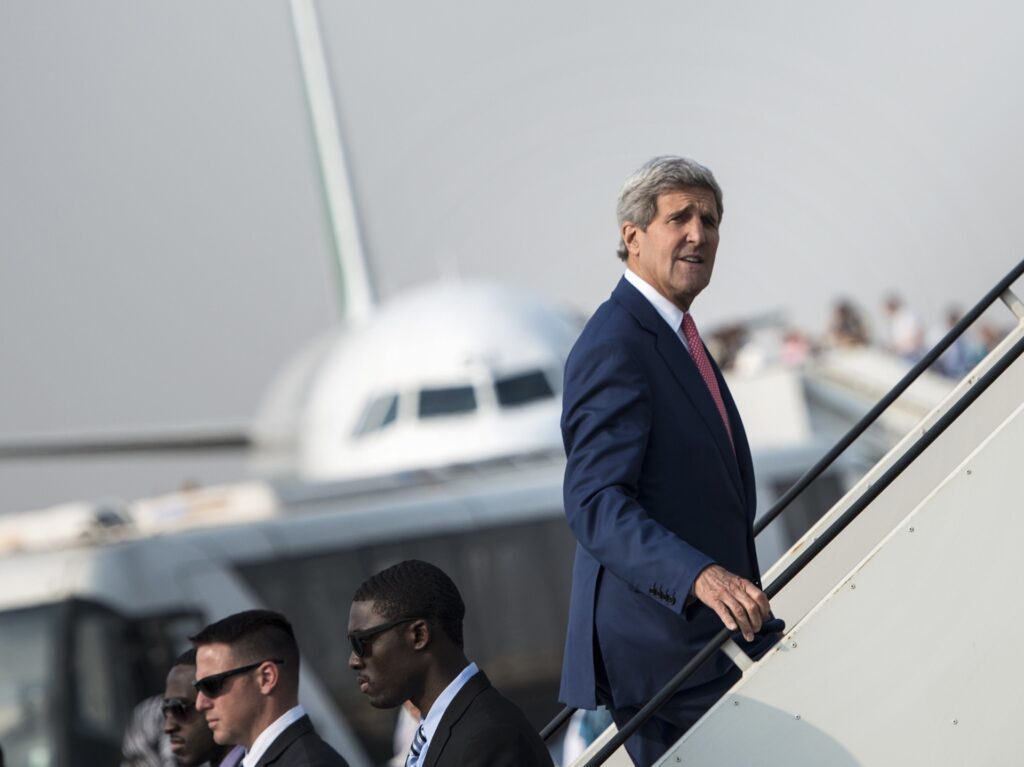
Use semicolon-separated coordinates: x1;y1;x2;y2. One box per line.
550;261;1024;767
659;344;1024;764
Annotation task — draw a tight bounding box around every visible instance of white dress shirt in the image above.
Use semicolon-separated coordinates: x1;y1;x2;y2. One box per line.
242;704;306;767
408;662;480;767
623;268;691;353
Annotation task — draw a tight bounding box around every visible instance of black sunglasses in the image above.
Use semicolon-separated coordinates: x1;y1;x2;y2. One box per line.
160;697;196;720
193;659;284;698
348;617;419;658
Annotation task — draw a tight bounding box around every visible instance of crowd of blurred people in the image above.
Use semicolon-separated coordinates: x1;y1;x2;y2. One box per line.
707;293;1010;381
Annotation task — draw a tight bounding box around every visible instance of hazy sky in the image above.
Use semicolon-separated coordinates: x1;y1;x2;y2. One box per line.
2;1;1023;511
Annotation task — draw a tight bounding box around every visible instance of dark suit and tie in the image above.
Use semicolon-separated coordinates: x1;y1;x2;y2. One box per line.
347;561;553;767
559;157;775;765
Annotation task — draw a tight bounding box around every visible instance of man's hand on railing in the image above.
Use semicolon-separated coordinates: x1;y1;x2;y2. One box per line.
693;564;771;642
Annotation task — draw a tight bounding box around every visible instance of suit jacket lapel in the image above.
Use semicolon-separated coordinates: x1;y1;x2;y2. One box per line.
611;278;745;497
421;671;490;767
717;363;757;515
254;715;313;767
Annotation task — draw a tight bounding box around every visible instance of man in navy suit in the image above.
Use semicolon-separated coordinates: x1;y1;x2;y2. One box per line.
560;156;776;766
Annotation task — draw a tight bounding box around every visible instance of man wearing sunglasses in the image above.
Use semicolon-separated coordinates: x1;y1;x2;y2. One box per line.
163;649;244;767
347;560;553;767
191;610;349;767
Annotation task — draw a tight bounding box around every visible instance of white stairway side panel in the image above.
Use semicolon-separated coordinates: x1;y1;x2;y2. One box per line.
766;322;1024;636
659;400;1024;766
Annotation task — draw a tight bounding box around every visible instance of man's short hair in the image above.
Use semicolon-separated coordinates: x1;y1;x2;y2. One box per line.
189;610;300;672
353;560;466;648
615;155;724;261
173;647;198;668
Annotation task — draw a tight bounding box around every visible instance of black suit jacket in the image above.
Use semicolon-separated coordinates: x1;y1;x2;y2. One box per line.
253;715;349;767
421;671;554;767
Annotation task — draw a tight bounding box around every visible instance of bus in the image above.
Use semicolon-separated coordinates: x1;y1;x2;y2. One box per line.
0;452;575;766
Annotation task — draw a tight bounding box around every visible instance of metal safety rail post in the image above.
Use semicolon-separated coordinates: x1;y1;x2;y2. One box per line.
579;331;1024;766
540;257;1024;744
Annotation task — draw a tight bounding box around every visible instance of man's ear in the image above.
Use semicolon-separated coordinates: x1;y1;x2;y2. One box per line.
256;660;281;696
409;619;432;651
621;222;641;257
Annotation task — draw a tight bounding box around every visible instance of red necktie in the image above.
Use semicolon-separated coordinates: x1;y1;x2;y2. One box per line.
681;313;734;451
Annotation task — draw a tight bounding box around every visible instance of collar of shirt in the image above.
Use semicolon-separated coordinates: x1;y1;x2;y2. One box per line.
414;662;480;765
623;268;690;352
241;705;306;767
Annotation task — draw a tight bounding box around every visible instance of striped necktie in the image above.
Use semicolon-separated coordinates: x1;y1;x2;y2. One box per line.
681;313;734;451
405;723;426;767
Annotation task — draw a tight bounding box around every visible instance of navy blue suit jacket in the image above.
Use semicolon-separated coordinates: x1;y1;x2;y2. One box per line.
559;277;763;710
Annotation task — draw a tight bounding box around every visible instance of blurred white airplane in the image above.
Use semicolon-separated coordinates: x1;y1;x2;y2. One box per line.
253;279;580;481
0;0;581;489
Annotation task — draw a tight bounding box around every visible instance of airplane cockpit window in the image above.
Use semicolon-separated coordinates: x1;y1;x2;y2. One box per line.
494;369;555;407
353;393;399;437
418;385;477;418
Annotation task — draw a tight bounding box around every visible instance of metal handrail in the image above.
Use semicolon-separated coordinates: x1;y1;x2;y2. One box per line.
541;258;1024;744
580;330;1024;766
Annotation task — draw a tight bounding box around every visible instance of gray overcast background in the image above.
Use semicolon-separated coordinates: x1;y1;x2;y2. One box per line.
2;1;1022;511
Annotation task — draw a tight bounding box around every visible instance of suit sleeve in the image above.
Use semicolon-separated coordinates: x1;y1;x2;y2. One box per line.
562;338;714;615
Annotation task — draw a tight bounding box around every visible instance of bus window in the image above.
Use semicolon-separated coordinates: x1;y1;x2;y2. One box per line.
127;611;206;701
0;604;59;767
69;602;135;764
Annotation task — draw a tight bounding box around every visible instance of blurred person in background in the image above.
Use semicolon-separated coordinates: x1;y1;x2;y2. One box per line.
780;329;813;367
121;695;177;767
928;306;982;380
883;294;925;361
825;298;870;348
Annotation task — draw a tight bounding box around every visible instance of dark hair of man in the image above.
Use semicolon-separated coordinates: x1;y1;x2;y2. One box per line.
189;609;300;673
353;560;466;649
173;647;198;668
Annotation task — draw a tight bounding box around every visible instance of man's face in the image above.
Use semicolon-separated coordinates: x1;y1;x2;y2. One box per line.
194;643;263;749
347;600;422;709
624;186;720;312
163;665;218;767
